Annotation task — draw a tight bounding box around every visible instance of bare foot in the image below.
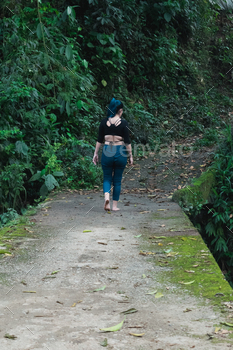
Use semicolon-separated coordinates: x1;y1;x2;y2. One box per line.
104;200;111;211
112;200;120;211
112;207;120;211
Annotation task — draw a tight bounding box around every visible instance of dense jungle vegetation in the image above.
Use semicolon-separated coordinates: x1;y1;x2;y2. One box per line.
2;0;233;283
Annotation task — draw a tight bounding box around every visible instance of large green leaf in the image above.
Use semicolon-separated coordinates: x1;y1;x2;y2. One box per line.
77;100;83;109
65;45;73;60
164;13;172;22
15;141;28;156
29;171;41;182
45;174;59;191
101;80;107;87
36;23;43;39
66;101;71;115
40;184;48;198
67;6;72;15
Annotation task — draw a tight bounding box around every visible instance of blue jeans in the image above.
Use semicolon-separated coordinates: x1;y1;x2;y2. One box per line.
101;145;127;201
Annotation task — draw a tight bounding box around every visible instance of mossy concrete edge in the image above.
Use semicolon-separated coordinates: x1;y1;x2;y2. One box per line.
172;169;216;207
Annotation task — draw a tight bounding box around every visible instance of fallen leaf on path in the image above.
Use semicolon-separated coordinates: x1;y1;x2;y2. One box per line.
121;308;138;315
129;332;145;337
183;308;192;312
167;252;178;257
154;292;164;299
100;338;108;347
146;290;157;295
220;322;233;327
83;230;92;233
214;327;221;333
140;211;150;214
107;266;118;269
221;330;231;334
157;209;167;211
4;334;17;340
20;280;27;285
100;318;125;332
23;291;36;293
89;285;106;292
142;274;146;278
56;301;64;305
167;242;174;245
158;243;163;246
121;227;126;230
51;270;59;275
160;225;166;227
139;251;155;256
185;270;195;273
164;249;172;253
192;264;199;267
98;242;108;245
71;302;77;307
190;238;197;241
179;281;195;285
134;234;142;238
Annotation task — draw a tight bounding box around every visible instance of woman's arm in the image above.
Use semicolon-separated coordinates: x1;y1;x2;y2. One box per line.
125;143;133;165
93;141;102;165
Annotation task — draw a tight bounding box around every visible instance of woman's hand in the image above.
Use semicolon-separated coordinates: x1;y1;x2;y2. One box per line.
93;153;99;165
129;154;133;165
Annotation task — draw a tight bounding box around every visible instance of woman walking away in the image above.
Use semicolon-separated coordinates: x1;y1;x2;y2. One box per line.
93;98;133;211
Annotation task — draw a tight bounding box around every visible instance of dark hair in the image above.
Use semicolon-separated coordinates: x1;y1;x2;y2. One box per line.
115;102;123;114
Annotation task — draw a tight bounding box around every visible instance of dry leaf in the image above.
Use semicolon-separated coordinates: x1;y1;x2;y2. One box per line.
4;334;17;340
185;270;195;273
129;332;145;337
154;292;164;299
100;318;125;332
146;290;157;295
183;308;192;312
121;308;138;315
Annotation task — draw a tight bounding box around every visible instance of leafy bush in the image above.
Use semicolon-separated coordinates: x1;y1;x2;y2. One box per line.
185;126;233;286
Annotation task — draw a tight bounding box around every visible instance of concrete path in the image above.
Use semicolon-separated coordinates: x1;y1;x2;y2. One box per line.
0;191;232;350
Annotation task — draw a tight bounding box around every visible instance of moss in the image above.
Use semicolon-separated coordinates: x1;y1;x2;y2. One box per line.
172;170;216;207
151;210;194;231
141;233;232;306
0;223;35;257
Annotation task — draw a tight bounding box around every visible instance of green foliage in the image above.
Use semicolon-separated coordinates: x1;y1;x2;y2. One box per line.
1;0;233;216
185;126;233;286
0;208;19;227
